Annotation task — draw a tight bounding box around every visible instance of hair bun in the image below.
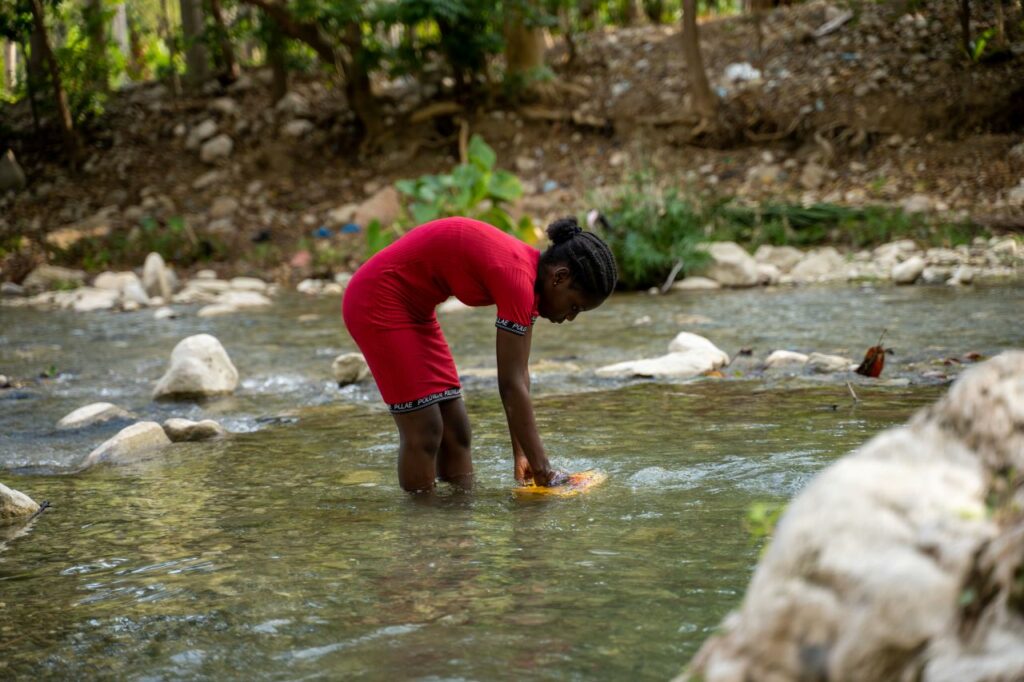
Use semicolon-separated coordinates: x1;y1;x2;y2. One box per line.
546;217;583;245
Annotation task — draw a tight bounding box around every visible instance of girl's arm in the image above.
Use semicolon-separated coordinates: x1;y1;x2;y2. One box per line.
496;327;560;486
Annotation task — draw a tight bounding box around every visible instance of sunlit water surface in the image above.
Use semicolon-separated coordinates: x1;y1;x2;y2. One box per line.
1;281;1021;679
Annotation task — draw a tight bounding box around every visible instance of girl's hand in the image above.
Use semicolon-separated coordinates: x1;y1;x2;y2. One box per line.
514;453;533;484
533;468;569;487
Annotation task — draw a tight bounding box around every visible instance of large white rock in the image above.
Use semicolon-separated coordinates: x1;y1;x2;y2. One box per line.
142;252;175;299
765;350;810;368
597;334;729;379
753;244;804;273
57;402;134;430
789;247;846;282
81;421;171;468
807;352;854;373
696;242;760;287
71;287;121;312
0;482;39;523
682;352;1024;682
893;255;927;284
162;418;228;442
153;334;239;398
200;134;234;164
332;352;371;386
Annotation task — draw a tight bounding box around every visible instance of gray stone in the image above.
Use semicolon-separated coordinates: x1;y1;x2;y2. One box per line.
756;263;781;285
597;333;729;379
682;352;1024;682
807;352;854;373
57;402;134;430
789;247;846;282
0;149;27;193
1;282;24;297
229;277;267;292
71;287;120;312
948;265;975;286
901;193;934;213
754;245;804;273
209;196;239;219
208;97;238;117
81;421;171;468
332;352;371;386
162;418;228;442
275;91;310;118
893;255;927;284
153;334;239;399
799;161;826;190
22;265;87;293
671;277;721;291
696;242;760;288
200;134;233;164
142;252;174;300
353;186;402;229
185;119;218;150
0;482;39;523
765;350;809;368
282;119;315;138
192;170;224;190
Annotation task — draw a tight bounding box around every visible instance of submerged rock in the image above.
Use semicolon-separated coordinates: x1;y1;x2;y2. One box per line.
162;418;228;442
81;421;171;468
681;351;1024;682
153;334;239;399
332;352;371;386
0;482;39;523
57;402;134;430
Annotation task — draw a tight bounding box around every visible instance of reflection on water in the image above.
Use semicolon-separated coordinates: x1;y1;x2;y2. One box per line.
0;281;1020;679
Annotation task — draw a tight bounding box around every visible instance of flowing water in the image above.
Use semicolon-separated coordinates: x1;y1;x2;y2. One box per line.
1;281;1022;680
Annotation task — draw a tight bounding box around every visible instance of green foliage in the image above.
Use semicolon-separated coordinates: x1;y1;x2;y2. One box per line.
969;27;996;62
594;174;711;289
364;219;394;258
746;501;786;544
377;134;534;256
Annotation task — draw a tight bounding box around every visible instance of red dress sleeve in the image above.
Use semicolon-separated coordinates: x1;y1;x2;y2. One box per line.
492;266;538;336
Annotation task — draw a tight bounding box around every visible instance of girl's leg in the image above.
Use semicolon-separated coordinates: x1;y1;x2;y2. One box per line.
393;405;443;492
437;397;473;489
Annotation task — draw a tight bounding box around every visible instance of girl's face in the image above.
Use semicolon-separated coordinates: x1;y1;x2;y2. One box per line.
537;265;604;324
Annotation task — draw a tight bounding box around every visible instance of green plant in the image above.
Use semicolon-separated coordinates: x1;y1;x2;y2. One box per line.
746;501;786;544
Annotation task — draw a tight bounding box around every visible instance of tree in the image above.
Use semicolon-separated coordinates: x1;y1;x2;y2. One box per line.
84;0;109;93
27;0;81;162
680;0;716;121
179;0;210;87
2;40;16;91
504;0;546;81
208;0;239;81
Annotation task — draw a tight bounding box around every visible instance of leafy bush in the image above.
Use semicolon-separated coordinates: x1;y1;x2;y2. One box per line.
53;216;227;271
368;134;534;256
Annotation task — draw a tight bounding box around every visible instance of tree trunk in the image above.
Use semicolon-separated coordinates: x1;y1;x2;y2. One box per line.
340;21;383;139
680;0;716;120
28;0;81;163
20;39;41;134
84;0;109;93
2;41;16;91
959;0;971;56
179;0;210;88
618;0;638;25
643;0;665;24
111;3;130;57
264;13;287;102
127;8;148;80
159;0;183;95
995;0;1005;48
208;0;239;81
505;1;546;78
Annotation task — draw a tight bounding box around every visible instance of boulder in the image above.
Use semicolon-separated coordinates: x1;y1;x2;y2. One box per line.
696;242;760;287
672;277;721;291
681;352;1024;682
57;402;134;430
93;270;139;291
142;252;175;300
81;421;171;468
807;352;854;373
200;134;233;164
162;418;228;442
282;119;315;138
756;263;781;285
22;264;87;293
873;239;919;265
229;277;268;292
893;255;927;284
948;265;975;286
753;245;804;273
353;186;402;229
0;149;27;193
765;350;809;368
789;247;846;282
0;482;39;523
153;334;239;399
185;118;218;150
598;334;729;379
71;287;121;312
275;91;310;117
208;97;238;117
332;352;371;386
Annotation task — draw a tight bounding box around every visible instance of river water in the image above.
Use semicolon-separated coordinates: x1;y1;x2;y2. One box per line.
1;281;1021;679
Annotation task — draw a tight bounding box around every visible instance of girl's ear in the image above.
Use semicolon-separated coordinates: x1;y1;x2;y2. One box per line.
553;265;572;286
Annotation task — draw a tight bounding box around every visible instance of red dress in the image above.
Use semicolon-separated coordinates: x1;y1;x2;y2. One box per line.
342;217;540;413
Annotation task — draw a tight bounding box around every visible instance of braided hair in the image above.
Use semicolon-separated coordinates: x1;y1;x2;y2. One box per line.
538;217;618;299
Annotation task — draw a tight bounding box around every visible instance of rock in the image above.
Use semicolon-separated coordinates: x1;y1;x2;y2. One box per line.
807;352;854;373
1;282;24;297
754;244;804;273
948;265;975;286
192;170;224;190
874;239;919;263
682;352;1024;682
162;418;228;442
332;352;371;386
209;196;239;219
71;287;121;312
208;97;238;117
746;163;783;187
353;186;402;229
1005;181;1024;207
196;290;272;317
200;134;233;164
93;270;139;291
672;277;721;291
153;334;239;399
597;334;729;379
229;277;267;292
789;247;846;282
142;252;175;300
0;149;27;193
57;402;134;430
22;264;87;293
756;263;781;285
282;119;315;138
765;350;809;368
326;204;358;228
515;156;538;172
275;91;310;118
901;193;934;213
799;161;826;190
696;242;760;287
227;74;254;93
437;297;471;313
921;266;952;285
153;306;178;320
81;421;171;468
185;119;218;150
892;255;927;284
0;482;39;523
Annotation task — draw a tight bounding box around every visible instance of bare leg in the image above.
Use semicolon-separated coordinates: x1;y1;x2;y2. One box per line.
393;405;443;492
437;397;473;490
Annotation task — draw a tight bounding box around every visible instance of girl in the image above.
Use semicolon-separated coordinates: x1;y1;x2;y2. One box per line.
342;215;617;492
